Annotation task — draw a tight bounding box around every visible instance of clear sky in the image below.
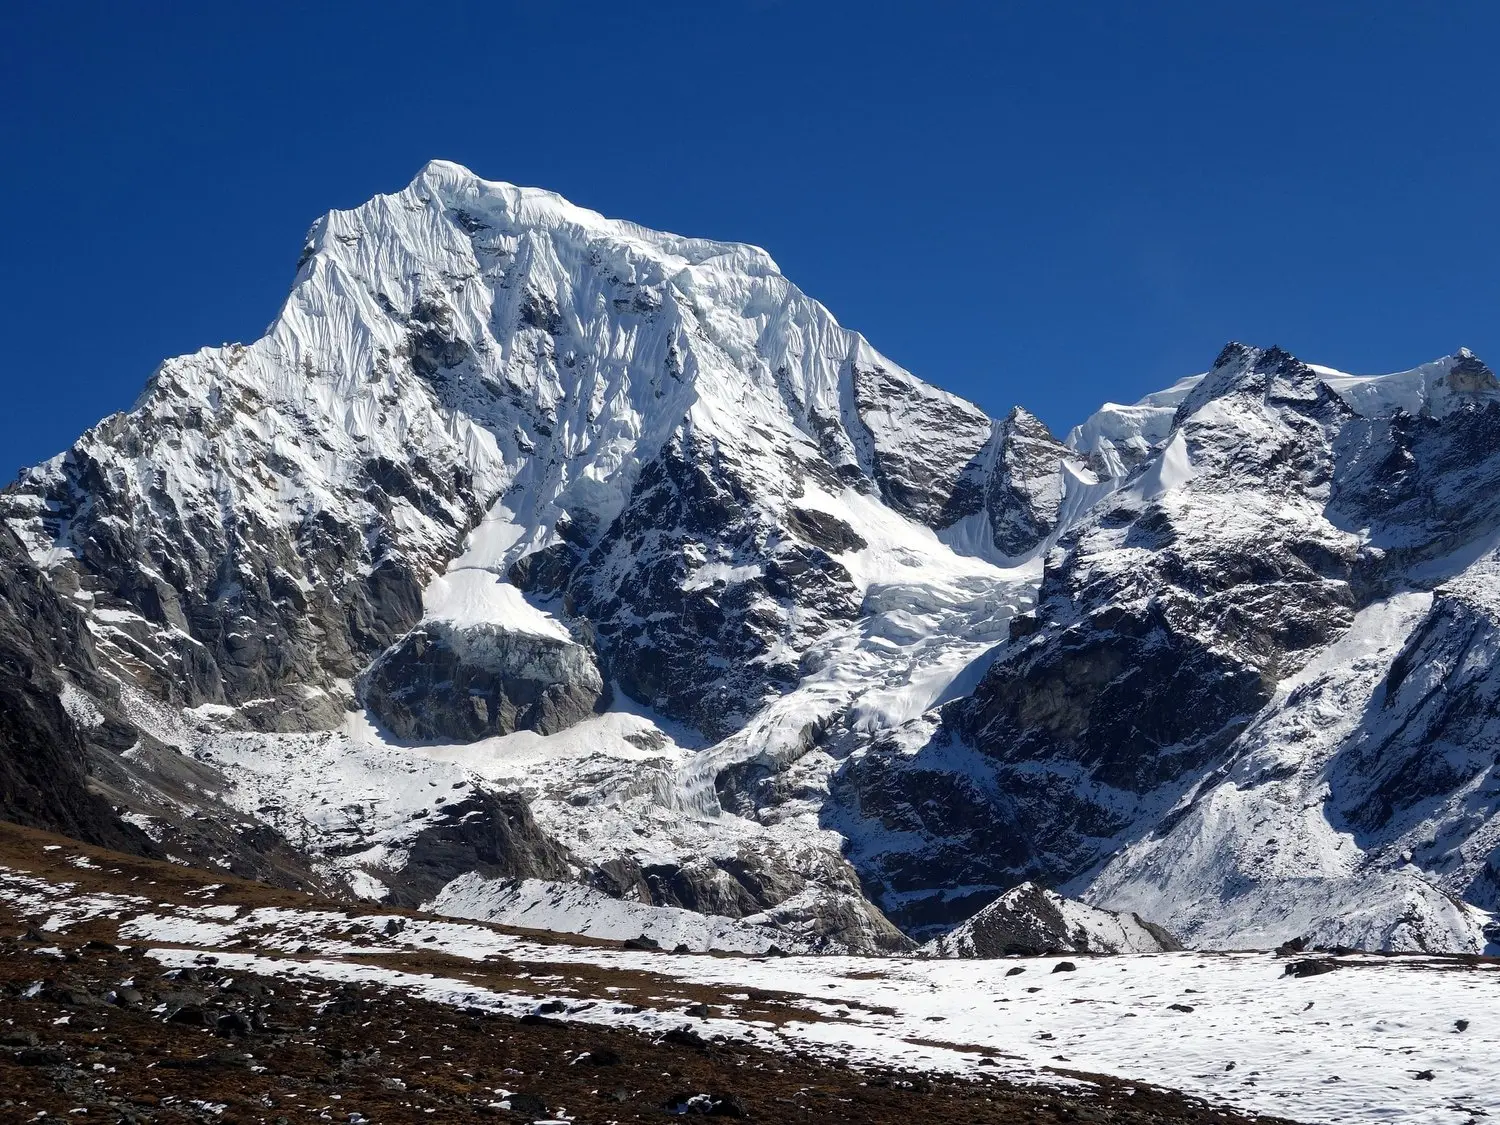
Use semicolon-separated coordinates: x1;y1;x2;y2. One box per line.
3;2;1497;475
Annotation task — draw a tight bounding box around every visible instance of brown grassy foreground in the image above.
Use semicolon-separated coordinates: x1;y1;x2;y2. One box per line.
0;820;1299;1124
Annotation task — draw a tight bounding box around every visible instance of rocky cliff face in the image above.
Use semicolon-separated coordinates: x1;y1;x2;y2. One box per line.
985;408;1071;557
363;619;605;742
0;524;137;850
2;163;1498;955
834;344;1500;952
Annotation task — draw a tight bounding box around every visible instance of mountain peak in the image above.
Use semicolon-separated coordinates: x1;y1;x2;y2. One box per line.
414;156;479;183
7;164;1499;983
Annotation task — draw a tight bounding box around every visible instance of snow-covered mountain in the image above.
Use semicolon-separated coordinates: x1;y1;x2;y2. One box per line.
2;162;1497;956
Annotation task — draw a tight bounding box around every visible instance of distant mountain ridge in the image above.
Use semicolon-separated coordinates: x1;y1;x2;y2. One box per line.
1;162;1496;956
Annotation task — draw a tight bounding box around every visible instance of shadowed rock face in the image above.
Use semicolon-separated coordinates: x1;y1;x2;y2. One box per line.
923;346;1360;893
0;525;140;851
385;789;574;907
985;407;1071;557
3;424;472;731
849;364;994;529
361;621;605;743
570;434;862;740
920;881;1181;957
1326;567;1500;911
0;525;373;892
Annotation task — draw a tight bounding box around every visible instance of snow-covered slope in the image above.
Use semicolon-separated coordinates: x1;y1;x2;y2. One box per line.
6;841;1495;1125
4;163;1500;957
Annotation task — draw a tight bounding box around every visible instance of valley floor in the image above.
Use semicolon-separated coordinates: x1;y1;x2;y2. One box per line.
0;822;1491;1124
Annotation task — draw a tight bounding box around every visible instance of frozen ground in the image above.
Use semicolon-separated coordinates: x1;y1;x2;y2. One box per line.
3;848;1495;1125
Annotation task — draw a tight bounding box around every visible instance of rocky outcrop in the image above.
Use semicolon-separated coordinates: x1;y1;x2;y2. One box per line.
848;363;995;528
585;845;913;954
931;346;1361;890
0;525;334;890
0;525;141;850
572;433;861;739
1329;563;1500;908
920;882;1181;957
1;404;480;731
383;789;574;907
985;407;1071;556
362;621;604;742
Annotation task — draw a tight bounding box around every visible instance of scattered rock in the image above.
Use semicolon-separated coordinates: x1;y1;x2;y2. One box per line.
164;1004;207;1026
572;1047;621;1066
1284;958;1339;978
14;1047;67;1066
663;1092;747;1117
659;1025;708;1050
504;1092;547;1116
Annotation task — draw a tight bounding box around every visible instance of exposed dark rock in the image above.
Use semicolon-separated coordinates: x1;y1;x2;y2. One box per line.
0;524;146;850
848;364;994;529
573;432;859;739
985;407;1070;557
507;542;582;597
361;619;605;743
919;882;1181;957
384;789;572;907
784;507;867;554
1284;958;1339;978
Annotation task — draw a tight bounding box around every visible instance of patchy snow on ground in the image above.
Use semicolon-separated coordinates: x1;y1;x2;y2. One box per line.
425;874;799;954
4;861;1495;1125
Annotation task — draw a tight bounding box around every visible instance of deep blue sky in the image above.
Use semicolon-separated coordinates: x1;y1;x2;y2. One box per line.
4;2;1498;474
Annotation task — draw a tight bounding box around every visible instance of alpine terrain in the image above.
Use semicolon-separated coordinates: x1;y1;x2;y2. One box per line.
3;160;1498;964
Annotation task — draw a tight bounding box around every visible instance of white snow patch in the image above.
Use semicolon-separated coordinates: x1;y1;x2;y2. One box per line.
421;569;571;641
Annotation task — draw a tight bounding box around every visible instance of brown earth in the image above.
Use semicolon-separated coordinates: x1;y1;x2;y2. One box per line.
0;820;1301;1124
